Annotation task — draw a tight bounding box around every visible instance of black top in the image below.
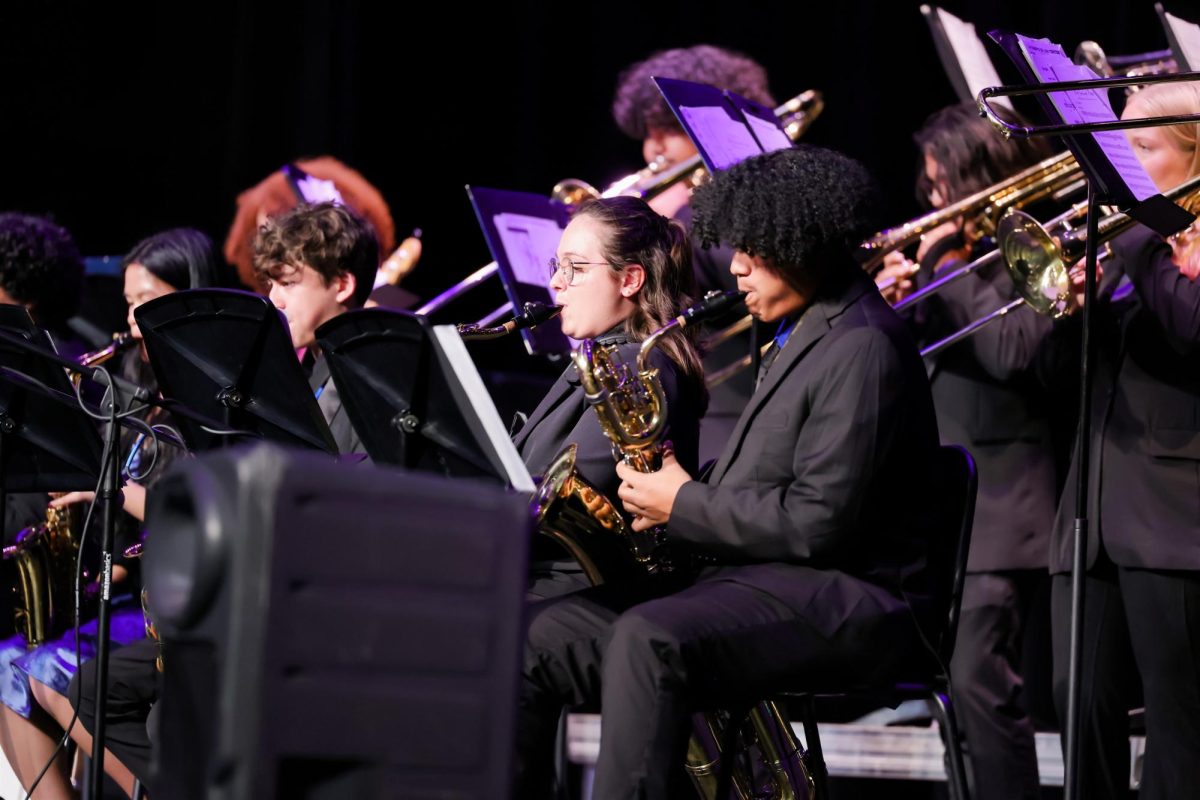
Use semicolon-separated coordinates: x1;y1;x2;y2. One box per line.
1042;224;1200;573
670;271;942;630
909;237;1056;572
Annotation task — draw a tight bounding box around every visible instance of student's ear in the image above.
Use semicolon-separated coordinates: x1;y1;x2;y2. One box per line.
334;271;357;306
620;264;646;297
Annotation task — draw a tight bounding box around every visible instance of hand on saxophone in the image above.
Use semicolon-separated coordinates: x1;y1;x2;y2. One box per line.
49;482;146;523
616;450;693;532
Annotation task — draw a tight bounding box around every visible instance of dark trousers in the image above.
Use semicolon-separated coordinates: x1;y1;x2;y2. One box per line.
1051;560;1200;800
950;572;1044;800
517;565;923;800
69;637;159;783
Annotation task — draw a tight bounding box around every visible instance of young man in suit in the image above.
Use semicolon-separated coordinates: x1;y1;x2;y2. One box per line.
253;200;381;455
515;145;942;800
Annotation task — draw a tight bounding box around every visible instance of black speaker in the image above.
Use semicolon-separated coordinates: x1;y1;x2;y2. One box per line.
144;443;530;799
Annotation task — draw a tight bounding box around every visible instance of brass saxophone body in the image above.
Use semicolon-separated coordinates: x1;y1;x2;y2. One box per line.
534;291;815;799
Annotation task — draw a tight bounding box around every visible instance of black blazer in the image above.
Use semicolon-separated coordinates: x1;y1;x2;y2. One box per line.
513;334;703;504
668;271;942;636
1046;225;1200;572
914;247;1056;572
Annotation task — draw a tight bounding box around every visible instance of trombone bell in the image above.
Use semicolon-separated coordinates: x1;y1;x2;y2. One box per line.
997;211;1071;318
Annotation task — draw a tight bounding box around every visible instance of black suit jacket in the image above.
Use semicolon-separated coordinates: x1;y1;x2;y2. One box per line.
513;335;703;504
913;247;1056;572
1046;225;1200;572
668;270;941;638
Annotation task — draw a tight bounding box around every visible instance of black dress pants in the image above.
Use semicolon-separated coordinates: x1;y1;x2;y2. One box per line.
516;564;925;800
950;571;1044;800
1051;556;1200;799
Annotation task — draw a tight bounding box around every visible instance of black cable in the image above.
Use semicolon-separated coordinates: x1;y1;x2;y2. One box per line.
24;363;128;798
22;431;111;799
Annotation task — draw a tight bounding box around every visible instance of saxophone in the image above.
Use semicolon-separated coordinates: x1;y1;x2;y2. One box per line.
536;291;816;800
3;333;134;647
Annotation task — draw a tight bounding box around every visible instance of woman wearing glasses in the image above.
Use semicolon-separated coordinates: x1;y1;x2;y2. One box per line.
514;195;706;599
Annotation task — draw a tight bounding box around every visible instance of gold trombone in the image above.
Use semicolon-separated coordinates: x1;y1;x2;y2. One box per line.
919;172;1200;357
417;89;824;326
1073;40;1178;84
864;150;1084;275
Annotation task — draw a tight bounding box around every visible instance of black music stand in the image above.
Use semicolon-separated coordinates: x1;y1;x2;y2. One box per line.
134;289;338;454
465;186;571;356
0;306;104;496
314;308;536;490
0;305;131;798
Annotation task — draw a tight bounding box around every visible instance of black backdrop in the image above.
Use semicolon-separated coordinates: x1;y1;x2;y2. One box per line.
0;1;1190;308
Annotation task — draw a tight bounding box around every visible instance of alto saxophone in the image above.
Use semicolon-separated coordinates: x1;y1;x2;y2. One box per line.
3;332;134;647
537;291;816;799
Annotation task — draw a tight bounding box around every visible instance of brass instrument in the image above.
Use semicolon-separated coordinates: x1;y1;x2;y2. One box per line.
3;334;136;646
123;539;164;672
3;504;86;647
533;290;815;799
863;150;1083;273
920;173;1200;357
418;89;824;318
455;301;561;341
1073;41;1177;85
71;331;135;385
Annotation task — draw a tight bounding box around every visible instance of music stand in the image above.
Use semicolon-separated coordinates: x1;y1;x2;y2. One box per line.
465;186;571;356
315;308;536;491
134;289;338;454
0;305;143;797
0;306;103;495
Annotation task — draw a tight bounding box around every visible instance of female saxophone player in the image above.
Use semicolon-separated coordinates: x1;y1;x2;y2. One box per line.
1043;81;1200;800
515;195;706;600
0;228;224;799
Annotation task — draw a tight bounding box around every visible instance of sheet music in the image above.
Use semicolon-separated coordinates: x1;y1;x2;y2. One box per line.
430;325;537;493
936;7;1013;111
743;112;792;153
1017;35;1159;201
678;105;763;171
493;213;563;288
1163;9;1200;70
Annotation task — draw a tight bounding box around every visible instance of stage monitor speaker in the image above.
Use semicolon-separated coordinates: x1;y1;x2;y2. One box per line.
143;443;530;799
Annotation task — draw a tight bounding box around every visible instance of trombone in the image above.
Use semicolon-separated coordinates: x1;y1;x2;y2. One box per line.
417;89;825;328
919;172;1200;357
974;60;1200;800
909;69;1200;356
863;150;1084;274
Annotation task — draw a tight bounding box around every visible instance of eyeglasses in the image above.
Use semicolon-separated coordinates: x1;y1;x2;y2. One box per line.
548;256;611;287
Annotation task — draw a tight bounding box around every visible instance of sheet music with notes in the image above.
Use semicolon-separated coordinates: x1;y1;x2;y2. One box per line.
676;105;763;171
1162;9;1200;70
936;7;1013;111
1017;34;1159;202
493;213;562;288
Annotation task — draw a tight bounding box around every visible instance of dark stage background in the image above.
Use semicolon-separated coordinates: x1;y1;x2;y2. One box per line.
0;1;1192;319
